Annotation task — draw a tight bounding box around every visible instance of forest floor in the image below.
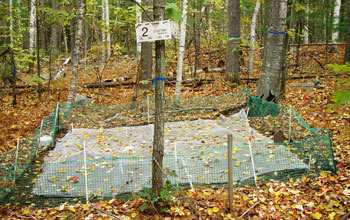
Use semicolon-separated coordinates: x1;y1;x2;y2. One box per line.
0;45;349;219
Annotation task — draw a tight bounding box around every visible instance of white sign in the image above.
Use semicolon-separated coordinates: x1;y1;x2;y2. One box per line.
135;20;179;43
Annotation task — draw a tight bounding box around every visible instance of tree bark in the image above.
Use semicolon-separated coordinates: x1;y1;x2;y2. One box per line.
101;0;106;63
248;0;261;74
105;0;111;59
193;0;201;77
303;3;309;44
331;0;341;52
256;0;287;102
344;0;350;64
152;0;166;200
29;0;36;56
225;0;240;83
136;0;142;62
140;0;153;90
175;0;188;100
50;0;58;83
66;0;86;105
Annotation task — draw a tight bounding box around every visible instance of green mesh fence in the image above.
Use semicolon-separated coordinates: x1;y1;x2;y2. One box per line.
0;89;336;207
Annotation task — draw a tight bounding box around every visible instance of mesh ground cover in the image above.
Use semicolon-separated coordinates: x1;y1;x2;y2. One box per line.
0;89;336;206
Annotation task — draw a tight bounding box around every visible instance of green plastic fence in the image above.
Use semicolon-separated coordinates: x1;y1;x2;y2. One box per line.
0;89;336;207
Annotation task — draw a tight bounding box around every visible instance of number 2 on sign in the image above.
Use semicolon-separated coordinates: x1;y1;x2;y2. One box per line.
142;27;148;37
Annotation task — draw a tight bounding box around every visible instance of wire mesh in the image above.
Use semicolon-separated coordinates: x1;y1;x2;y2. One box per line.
0;89;336;207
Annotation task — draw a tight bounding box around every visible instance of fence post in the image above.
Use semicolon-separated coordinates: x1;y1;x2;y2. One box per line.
83;140;89;204
228;134;233;208
13;137;20;185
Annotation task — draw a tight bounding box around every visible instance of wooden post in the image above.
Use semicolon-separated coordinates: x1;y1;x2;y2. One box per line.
228;134;233;208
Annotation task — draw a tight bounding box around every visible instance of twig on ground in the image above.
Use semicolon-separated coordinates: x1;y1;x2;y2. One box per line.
238;201;260;219
92;205;122;220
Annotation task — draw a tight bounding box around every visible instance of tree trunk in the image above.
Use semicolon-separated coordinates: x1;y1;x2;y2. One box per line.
49;0;58;94
344;0;350;64
248;0;261;74
152;0;166;200
331;0;341;52
67;0;86;105
136;0;142;62
29;0;36;56
175;0;188;100
140;0;153;90
303;2;309;44
193;0;201;77
225;0;240;83
105;0;111;59
101;0;106;63
36;0;41;99
256;0;287;102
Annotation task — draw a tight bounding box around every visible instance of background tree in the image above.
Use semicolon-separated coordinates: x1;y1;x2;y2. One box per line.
345;0;350;64
175;0;188;100
140;0;153;90
67;0;86;105
225;0;240;83
256;0;288;102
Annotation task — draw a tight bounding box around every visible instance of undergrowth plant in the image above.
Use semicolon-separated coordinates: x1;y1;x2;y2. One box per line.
327;63;350;110
135;168;180;213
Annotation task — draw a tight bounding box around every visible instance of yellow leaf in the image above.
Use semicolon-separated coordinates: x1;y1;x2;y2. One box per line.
23;208;30;215
311;212;322;219
243;195;249;201
131;212;137;218
208;208;213;215
213;207;219;213
320;171;328;178
328;212;336;220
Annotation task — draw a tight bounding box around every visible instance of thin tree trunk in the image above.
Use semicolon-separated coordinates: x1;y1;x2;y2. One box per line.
303;3;309;44
248;0;261;74
102;0;106;63
225;0;240;83
36;0;41;99
152;0;166;201
136;0;142;62
344;0;350;64
331;0;341;52
67;0;86;105
193;0;201;77
105;0;111;59
256;0;288;102
175;0;188;101
140;0;153;90
29;0;36;56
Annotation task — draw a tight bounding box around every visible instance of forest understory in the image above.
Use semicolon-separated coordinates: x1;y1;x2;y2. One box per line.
0;45;349;219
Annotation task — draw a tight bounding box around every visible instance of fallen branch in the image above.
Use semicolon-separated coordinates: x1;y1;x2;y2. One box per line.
85;78;215;88
238;201;260;219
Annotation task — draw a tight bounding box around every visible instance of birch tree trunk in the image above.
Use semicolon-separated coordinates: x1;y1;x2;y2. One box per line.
29;0;36;56
248;0;261;74
256;0;288;102
331;0;341;52
225;0;240;83
67;0;86;105
193;0;201;77
105;0;111;59
136;0;142;62
175;0;188;100
303;3;309;44
101;0;106;63
152;0;166;200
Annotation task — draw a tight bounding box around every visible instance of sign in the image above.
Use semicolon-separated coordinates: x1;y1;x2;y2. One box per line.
135;20;179;43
